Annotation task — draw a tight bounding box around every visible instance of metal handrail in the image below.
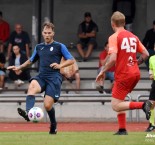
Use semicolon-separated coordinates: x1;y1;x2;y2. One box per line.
0;93;132;122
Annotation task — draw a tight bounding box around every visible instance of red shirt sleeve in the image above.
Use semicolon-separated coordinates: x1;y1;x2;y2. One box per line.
0;21;10;42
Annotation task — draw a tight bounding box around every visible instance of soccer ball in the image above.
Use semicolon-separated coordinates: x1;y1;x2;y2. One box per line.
28;107;44;123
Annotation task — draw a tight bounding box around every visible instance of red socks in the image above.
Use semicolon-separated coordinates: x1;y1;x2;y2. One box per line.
117;113;126;129
117;102;144;130
129;102;144;109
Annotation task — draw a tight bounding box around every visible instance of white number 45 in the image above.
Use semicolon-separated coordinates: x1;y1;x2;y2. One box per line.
121;37;137;53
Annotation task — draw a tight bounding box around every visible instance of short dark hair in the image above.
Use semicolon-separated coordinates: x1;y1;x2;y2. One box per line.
0;11;2;17
153;20;155;25
84;12;91;17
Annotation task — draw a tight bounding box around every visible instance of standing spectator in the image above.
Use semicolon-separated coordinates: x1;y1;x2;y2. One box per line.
96;42;114;94
8;45;31;86
77;12;98;61
112;0;136;32
60;57;80;93
145;55;155;132
96;11;152;135
0;11;10;53
0;52;6;89
7;23;31;60
143;20;155;70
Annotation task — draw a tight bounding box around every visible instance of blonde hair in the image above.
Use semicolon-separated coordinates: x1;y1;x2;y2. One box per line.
42;22;55;31
111;11;125;27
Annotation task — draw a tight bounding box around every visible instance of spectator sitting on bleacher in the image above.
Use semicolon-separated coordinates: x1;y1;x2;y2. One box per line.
60;57;80;93
7;23;31;60
8;45;31;86
76;12;98;61
0;11;10;53
0;52;6;89
96;42;114;94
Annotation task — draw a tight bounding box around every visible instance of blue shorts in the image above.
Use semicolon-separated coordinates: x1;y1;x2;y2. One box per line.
30;75;62;102
106;72;114;82
0;70;5;76
97;68;114;82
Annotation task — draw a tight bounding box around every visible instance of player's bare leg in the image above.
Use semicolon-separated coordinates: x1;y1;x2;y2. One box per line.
111;97;152;135
17;80;41;122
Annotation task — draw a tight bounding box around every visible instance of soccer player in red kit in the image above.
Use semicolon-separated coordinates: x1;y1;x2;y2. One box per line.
96;11;153;135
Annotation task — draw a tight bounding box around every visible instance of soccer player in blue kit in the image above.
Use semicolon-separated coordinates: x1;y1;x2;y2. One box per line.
7;22;74;134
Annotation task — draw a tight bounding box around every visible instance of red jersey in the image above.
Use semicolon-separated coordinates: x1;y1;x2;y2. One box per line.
108;30;145;81
0;20;10;42
99;50;115;72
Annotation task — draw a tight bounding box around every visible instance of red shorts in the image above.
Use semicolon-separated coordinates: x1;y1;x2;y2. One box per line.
112;75;140;100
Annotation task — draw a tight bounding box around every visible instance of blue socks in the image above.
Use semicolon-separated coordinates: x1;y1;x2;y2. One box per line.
47;107;56;124
26;95;35;112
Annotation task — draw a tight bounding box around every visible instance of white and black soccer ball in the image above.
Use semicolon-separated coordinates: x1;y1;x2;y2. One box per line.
28;107;44;123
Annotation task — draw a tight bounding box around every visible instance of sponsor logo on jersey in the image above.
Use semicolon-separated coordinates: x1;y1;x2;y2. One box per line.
40;47;44;50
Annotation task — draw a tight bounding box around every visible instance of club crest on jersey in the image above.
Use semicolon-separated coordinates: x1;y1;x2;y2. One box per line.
50;47;53;51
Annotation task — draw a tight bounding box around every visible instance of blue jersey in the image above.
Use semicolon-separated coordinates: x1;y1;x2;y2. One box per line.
30;41;73;78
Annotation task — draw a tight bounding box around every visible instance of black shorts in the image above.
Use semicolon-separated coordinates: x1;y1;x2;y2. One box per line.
149;80;155;101
77;38;97;49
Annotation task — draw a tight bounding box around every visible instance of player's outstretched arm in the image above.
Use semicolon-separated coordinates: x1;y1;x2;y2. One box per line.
7;59;32;71
19;59;32;70
138;49;149;65
7;65;17;70
95;71;105;83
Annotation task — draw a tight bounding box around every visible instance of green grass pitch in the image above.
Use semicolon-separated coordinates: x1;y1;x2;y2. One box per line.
0;132;154;145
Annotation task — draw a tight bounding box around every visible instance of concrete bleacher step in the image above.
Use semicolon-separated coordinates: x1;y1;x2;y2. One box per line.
69;48;101;57
29;64;148;79
62;79;151;89
4;79;151;91
77;69;149;79
77;61;147;70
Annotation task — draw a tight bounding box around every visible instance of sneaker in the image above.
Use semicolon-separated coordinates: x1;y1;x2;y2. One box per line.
83;57;88;62
17;108;30;122
145;123;155;132
17;79;24;86
49;123;57;134
113;129;128;135
142;100;153;120
96;85;104;94
18;79;24;84
14;80;19;85
14;79;24;86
